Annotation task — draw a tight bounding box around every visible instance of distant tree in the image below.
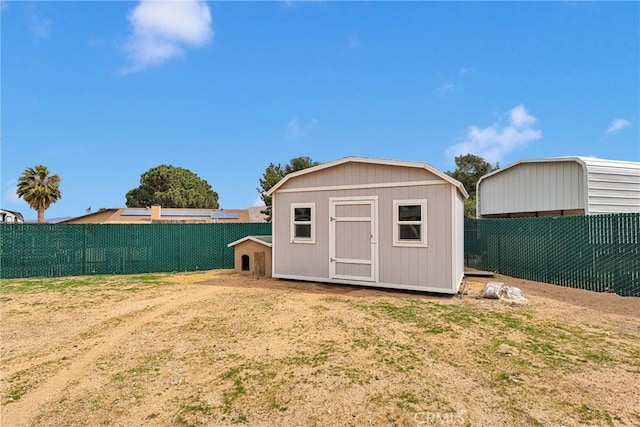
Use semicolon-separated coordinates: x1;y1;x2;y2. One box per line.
447;153;498;218
258;156;320;221
16;165;62;223
126;165;219;209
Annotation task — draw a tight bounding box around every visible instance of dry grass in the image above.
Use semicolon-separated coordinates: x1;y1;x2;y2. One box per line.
1;270;639;426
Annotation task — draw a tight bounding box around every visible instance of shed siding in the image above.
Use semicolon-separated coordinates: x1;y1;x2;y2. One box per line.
478;161;586;216
273;182;456;291
585;160;640;214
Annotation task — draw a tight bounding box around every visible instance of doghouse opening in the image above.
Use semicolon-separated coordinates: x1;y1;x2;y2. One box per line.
241;254;250;271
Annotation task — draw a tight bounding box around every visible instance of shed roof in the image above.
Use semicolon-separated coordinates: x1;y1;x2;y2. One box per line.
478;156;640;183
266;156;469;198
227;235;273;248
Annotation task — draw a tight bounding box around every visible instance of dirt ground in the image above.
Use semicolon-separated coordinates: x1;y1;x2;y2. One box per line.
1;270;639;427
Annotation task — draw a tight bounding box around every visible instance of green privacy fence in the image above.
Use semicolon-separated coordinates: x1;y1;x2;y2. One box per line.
0;223;272;279
465;213;640;297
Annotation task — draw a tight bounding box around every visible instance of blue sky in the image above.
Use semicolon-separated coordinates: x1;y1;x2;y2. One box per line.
2;1;638;221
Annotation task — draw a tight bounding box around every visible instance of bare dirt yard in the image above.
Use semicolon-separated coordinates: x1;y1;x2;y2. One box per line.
1;270;639;427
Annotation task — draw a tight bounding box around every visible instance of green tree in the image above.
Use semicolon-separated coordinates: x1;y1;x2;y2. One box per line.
446;153;498;218
16;165;62;223
126;165;219;209
258;156;320;221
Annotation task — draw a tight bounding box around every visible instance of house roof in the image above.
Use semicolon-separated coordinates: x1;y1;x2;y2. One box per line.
61;207;251;224
265;156;469;198
0;209;25;221
227;235;273;248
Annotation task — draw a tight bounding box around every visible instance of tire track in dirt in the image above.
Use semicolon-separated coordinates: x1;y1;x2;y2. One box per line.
2;294;169;380
1;284;220;427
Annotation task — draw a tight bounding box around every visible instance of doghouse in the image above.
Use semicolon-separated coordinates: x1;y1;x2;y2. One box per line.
266;157;468;294
227;235;272;277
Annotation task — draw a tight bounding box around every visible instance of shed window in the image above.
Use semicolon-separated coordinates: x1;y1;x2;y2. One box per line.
241;254;250;271
291;203;315;244
393;200;427;247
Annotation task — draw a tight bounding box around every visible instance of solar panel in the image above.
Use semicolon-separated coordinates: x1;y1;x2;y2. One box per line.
211;212;240;219
122;209;151;216
163;210;212;217
121;209;240;219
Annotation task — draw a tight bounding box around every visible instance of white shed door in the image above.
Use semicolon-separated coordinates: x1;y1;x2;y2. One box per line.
329;197;378;282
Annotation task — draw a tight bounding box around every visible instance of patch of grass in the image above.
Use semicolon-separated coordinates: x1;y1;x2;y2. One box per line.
182;400;213;416
2;361;56;405
0;273;170;294
232;413;248;424
174;396;214;427
111;372;125;382
395;391;419;409
577;403;615;426
129;274;164;282
363;300;452;334
223;367;242;380
351;338;370;349
508;403;544;427
582;350;613;364
495;371;524;386
222;367;246;414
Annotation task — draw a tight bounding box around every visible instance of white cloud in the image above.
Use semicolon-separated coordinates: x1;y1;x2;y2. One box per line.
122;0;213;74
446;104;542;163
286;117;318;138
287;117;301;138
606;118;630;135
437;82;455;97
29;7;52;40
459;67;469;75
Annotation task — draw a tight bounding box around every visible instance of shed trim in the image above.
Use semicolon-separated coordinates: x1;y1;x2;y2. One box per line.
266;156;468;198
227;235;273;248
328;195;379;283
451;185;456;290
271;273;457;294
392;199;428;247
273;179;449;194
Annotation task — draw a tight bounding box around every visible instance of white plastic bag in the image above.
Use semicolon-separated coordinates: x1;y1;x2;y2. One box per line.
502;286;527;301
481;282;503;299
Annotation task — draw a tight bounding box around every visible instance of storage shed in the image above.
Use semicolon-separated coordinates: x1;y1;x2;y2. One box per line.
476;157;640;218
227;236;272;277
266;157;468;294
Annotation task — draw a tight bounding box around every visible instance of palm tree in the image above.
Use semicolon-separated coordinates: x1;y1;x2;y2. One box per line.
16;165;62;223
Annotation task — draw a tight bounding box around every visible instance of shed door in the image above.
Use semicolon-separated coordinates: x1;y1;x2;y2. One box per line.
329;198;378;282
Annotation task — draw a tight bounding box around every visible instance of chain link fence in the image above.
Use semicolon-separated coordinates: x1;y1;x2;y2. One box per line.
465;213;640;297
4;215;639;296
0;223;271;279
